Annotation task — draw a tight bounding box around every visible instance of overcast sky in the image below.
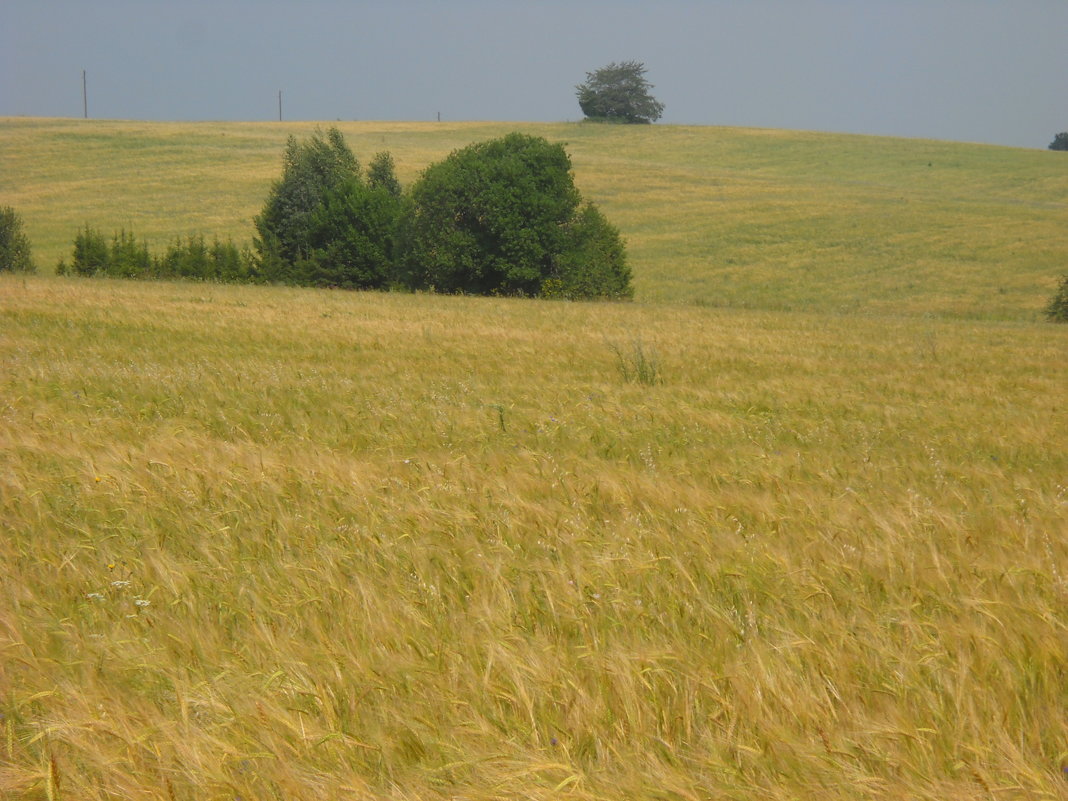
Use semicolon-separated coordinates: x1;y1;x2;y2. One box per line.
2;1;1065;148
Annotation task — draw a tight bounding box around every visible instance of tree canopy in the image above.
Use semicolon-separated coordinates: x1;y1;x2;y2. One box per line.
398;132;631;299
575;61;664;124
1049;132;1068;151
247;129;631;298
253;127;362;278
253;128;399;289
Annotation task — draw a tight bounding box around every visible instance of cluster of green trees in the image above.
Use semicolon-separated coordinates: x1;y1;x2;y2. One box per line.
253;128;632;299
252;129;404;289
54;228;253;282
33;129;632;300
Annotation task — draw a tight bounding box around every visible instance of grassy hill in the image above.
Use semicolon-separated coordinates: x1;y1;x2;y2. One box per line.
2;117;1066;318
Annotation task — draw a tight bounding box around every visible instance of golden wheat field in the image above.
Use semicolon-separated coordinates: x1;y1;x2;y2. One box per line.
1;119;1068;799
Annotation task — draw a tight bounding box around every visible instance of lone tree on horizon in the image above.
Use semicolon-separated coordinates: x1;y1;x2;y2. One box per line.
1049;132;1068;151
576;61;664;124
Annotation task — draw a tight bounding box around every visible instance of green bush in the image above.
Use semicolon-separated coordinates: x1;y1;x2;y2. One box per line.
284;181;401;292
399;133;630;299
295;179;402;289
159;235;253;282
160;234;210;280
108;230;153;278
59;226;252;282
1045;274;1068;322
0;206;37;273
399;133;578;295
68;225;110;276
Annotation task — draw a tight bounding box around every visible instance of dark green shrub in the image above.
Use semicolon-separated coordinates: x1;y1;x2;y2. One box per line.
399;133;580;295
161;235;209;280
65;227;150;278
62;227;253;283
108;230;153;278
212;239;255;283
1046;274;1068;322
253;129;404;287
155;235;252;282
70;226;110;276
0;206;36;273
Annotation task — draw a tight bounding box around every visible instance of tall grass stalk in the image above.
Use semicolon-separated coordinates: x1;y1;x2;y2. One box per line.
608;337;662;385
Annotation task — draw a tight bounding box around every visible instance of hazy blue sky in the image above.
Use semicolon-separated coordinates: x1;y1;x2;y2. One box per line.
2;1;1065;148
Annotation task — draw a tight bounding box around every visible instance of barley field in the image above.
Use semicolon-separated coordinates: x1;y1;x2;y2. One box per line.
2;273;1066;799
1;118;1067;799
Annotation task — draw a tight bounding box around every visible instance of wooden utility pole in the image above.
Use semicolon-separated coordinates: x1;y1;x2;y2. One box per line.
83;70;87;118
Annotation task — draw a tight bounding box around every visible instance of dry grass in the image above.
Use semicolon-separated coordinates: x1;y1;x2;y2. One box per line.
2;117;1067;318
2;274;1066;799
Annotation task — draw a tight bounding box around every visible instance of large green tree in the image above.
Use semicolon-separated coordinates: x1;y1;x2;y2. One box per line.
398;133;630;299
253;128;401;288
576;61;665;124
253;127;361;279
1049;132;1068;151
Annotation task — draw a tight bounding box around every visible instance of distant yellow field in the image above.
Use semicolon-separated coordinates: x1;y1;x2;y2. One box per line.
2;273;1066;799
3;117;1067;317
